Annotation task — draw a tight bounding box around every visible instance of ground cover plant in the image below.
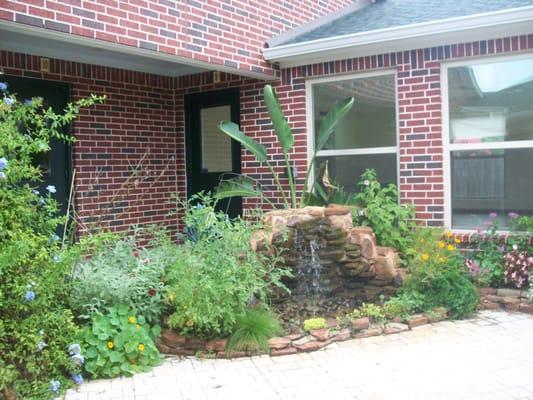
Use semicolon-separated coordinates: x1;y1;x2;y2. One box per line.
226;309;282;354
0;83;103;399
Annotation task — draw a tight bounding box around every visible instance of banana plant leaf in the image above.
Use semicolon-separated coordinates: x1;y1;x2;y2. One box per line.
218;121;268;163
263;84;294;153
315;97;355;152
214;176;273;206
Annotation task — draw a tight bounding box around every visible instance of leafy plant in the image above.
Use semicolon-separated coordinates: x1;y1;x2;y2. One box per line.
382;292;426;320
68;233;166;324
352;169;415;257
216;84;354;208
303;317;327;331
165;195;290;337
226;309;282;354
0;83;104;399
79;305;161;378
402;228;478;318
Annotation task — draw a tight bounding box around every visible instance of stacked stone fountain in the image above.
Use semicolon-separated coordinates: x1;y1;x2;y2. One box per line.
251;204;407;327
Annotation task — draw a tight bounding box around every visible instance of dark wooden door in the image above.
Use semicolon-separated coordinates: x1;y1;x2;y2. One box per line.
185;88;242;217
4;76;70;216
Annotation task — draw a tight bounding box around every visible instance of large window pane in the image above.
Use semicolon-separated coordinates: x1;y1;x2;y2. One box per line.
451;148;533;229
313;74;396;150
448;58;533;144
315;154;397;193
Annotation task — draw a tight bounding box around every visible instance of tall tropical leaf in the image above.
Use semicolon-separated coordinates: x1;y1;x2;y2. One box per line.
263;84;294;153
315;97;354;152
215;176;274;206
218;121;268;162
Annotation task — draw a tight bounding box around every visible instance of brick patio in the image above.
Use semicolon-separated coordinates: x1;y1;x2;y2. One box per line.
63;310;533;400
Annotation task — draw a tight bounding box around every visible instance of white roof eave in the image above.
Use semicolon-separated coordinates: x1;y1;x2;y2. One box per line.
263;6;533;68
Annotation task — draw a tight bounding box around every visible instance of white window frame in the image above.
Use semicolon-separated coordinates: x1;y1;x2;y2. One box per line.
442;53;533;232
305;69;399;191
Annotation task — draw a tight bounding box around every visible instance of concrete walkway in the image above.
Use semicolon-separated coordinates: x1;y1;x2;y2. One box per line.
63;310;533;400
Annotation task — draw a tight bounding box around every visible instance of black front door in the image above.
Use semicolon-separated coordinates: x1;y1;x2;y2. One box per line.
185;88;242;217
4;76;70;216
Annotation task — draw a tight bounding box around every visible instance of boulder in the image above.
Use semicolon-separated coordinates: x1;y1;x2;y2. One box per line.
268;337;291;350
384;323;409;335
350;317;370;330
310;328;330;341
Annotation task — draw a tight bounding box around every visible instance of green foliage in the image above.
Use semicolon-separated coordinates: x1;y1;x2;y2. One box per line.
352;169;415;257
0;84;104;399
79;305;161;378
226;309;282;354
402;228;478;319
68;233;166;324
165;195;290;337
348;303;386;323
382;292;426;320
468;218;505;287
217;84;354;208
303;317;327;331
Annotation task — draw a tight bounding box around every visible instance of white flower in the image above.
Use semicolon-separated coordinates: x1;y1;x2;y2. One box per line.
46;185;56;194
512;244;518;250
363;180;370;186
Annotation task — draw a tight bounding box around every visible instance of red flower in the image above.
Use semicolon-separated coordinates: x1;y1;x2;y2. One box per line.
132;251;140;258
148;288;156;296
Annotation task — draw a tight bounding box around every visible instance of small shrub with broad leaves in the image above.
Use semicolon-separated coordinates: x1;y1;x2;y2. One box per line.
79;305;162;378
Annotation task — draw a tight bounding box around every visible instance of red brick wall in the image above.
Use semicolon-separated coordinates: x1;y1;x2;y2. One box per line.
1;50;182;235
1;0;352;77
176;35;533;227
271;35;533;226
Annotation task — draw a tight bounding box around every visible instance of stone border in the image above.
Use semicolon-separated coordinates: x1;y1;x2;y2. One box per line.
156;307;448;358
477;287;533;313
155;288;533;359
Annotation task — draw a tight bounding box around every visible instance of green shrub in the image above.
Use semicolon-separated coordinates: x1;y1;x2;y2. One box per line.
165;195;289;337
79;305;161;378
403;228;478;318
226;309;282;354
0;84;103;399
352;169;415;258
68;233;167;324
303;317;327;331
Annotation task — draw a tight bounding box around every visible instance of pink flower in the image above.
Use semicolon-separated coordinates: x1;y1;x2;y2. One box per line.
489;212;497;218
508;212;519;219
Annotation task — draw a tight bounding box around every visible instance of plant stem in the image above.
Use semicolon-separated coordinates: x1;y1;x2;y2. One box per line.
283;152;297;208
266;163;290;208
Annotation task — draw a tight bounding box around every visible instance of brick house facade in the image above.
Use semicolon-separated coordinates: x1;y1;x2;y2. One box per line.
1;1;532;235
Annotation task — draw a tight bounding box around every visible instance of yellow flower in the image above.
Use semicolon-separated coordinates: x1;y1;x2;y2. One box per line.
437;241;445;249
454;237;461;244
185;319;194;327
447;244;455;251
128;316;136;324
445;231;453;238
107;341;114;349
421;253;430;261
438;256;446;264
419;238;425;244
138;343;145;352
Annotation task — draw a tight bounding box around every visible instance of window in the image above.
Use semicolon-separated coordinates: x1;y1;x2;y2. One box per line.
310;72;398;193
445;56;533;229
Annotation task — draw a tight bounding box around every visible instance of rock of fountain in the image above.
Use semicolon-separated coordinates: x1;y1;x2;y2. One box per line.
252;205;406;326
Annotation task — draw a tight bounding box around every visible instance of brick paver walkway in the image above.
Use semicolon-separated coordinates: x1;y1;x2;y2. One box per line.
63;310;533;400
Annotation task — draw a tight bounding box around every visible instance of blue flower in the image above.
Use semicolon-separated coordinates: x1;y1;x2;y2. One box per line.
49;380;61;393
3;97;14;106
24;290;35;301
46;185;56;194
37;341;47;351
68;343;81;355
71;374;83;385
0;157;7;170
0;82;7;91
0;172;5;180
71;353;84;366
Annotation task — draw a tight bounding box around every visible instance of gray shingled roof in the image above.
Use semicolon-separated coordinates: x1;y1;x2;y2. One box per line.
279;0;533;46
